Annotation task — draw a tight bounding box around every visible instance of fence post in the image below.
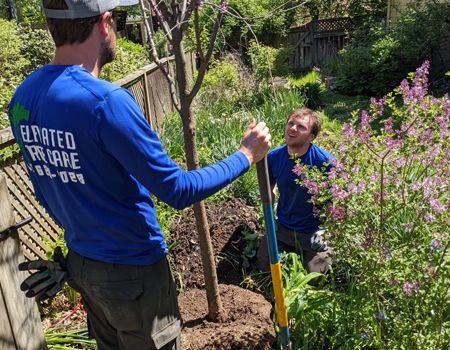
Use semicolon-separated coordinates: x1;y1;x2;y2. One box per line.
0;173;46;350
311;17;318;67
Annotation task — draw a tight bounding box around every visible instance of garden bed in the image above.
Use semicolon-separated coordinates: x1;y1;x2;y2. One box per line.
169;197;276;348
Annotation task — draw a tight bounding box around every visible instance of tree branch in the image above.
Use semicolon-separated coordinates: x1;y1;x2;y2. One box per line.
188;10;223;101
140;0;181;111
150;0;174;40
194;4;204;60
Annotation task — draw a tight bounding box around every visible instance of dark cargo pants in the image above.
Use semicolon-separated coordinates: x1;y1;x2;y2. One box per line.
66;249;181;350
256;223;331;274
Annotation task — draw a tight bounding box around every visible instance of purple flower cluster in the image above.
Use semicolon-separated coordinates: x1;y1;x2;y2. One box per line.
402;281;419;295
218;0;228;12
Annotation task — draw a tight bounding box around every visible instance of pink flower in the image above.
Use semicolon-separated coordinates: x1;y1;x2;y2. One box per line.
312;206;320;217
292;163;305;176
342;123;355;139
330;158;344;172
425;212;435;223
384;117;394;134
303;179;320;195
370;96;387;115
430;198;445;213
352;165;360;174
385;137;402;150
328;205;346;221
331;184;349;200
219;0;228;12
369;171;379;182
403;282;419;295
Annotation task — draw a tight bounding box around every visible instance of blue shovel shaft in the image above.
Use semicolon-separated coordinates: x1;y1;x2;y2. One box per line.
256;157;290;348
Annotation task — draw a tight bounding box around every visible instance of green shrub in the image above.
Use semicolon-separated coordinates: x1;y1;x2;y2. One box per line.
0;19;28;128
248;41;292;83
199;56;249;102
288;71;326;109
18;23;54;76
334;1;450;96
100;38;151;82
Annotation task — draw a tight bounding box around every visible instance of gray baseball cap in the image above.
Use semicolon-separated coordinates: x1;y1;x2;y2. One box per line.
42;0;138;19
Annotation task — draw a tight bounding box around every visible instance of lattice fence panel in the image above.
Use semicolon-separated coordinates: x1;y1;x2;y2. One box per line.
316;18;351;32
126;79;147;118
1;157;61;261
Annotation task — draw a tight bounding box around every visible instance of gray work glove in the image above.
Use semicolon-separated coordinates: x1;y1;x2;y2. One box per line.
310;229;328;252
18;246;68;302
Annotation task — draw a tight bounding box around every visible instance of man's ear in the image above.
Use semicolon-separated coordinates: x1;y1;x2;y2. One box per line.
97;12;113;37
308;133;316;143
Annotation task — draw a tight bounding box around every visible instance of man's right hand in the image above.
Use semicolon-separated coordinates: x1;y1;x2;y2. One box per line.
239;119;272;165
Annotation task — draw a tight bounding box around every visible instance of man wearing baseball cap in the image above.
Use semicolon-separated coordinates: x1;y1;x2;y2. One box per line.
9;0;272;349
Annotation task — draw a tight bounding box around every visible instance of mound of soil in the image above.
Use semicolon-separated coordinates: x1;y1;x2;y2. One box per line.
178;284;275;350
168;197;264;288
168;198;276;349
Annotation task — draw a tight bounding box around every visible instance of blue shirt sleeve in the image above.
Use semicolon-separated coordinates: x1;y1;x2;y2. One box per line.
96;88;250;210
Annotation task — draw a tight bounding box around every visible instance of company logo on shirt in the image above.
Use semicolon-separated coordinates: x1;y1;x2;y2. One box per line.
11;103;85;185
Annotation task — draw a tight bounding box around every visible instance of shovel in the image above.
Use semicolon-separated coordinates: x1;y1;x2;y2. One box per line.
256;157;291;349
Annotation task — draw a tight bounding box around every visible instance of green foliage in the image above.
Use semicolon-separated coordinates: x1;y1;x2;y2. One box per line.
288;71;326;109
15;0;45;23
199;57;245;101
303;0;385;21
185;0;298;55
333;1;450;95
282;253;334;349
320;92;368;123
18;23;54;76
248;41;292;83
100;37;151;82
241;229;260;269
45;328;96;349
0;20;53;129
227;0;296;45
0;144;20;161
0;19;28;128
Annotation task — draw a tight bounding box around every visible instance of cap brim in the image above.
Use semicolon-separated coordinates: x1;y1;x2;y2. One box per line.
118;0;139;6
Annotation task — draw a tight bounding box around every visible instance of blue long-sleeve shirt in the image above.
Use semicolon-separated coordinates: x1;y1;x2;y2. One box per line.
268;144;333;233
9;65;250;265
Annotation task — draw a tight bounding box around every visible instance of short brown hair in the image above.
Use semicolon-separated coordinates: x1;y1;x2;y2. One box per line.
287;107;321;138
43;0;101;47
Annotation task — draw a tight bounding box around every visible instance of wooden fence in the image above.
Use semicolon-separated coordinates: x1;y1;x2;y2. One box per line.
0;52;195;260
285;17;355;71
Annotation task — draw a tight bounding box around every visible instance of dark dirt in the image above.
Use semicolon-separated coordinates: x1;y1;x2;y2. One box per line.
178;284;275;350
168;198;277;349
168;197;264;288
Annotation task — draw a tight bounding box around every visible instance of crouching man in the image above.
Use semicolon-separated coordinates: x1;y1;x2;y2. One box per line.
256;108;333;275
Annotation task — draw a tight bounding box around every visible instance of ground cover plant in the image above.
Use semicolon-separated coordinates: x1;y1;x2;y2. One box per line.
289;61;449;349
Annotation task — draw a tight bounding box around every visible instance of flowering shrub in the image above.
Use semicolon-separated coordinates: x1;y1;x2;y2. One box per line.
291;62;449;348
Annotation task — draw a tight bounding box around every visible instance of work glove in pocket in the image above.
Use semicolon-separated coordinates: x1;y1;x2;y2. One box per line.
18;246;68;301
310;230;328;252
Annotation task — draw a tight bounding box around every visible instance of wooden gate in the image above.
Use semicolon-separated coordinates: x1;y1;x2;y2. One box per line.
285;17;355;71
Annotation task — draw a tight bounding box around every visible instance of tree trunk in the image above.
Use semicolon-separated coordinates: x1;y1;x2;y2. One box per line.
172;34;226;322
